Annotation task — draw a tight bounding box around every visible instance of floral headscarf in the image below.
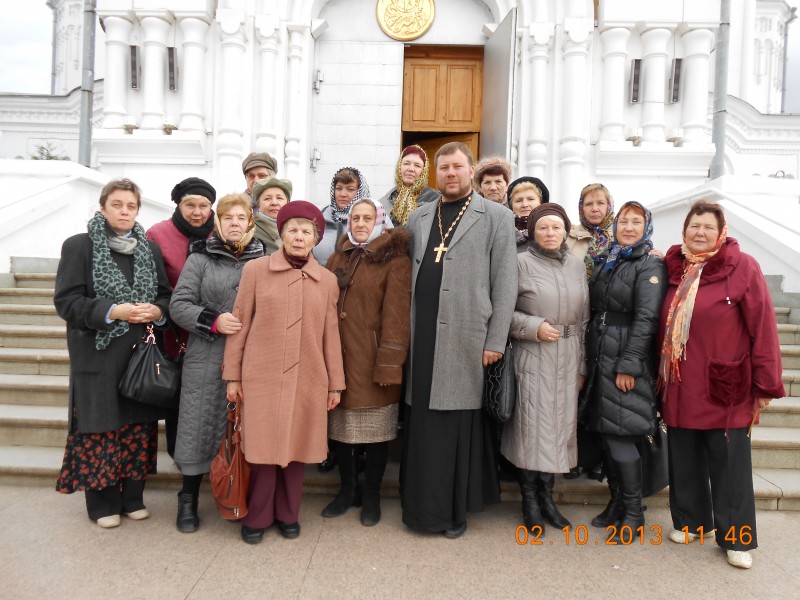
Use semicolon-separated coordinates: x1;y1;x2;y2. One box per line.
601;201;654;272
329;167;370;223
579;185;615;278
390;145;430;226
346;197;387;247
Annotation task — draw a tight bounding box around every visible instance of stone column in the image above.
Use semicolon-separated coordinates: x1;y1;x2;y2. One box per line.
100;15;133;129
559;18;592;209
598;27;631;142
640;27;672;143
680;28;715;144
215;9;247;192
139;13;173;129
178;16;210;131
254;14;281;159
525;23;554;177
284;23;309;185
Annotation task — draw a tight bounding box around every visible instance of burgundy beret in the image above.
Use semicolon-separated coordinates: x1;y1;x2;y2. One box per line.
276;201;326;246
401;145;427;163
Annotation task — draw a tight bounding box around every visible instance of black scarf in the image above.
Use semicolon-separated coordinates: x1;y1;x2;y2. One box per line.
171;207;214;251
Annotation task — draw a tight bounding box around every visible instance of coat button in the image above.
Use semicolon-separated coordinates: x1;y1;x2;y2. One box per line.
340;311;347;319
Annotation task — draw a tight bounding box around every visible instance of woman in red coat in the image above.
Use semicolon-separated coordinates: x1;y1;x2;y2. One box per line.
658;201;784;570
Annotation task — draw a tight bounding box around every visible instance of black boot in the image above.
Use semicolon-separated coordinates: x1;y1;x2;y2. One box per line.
321;442;362;518
608;457;645;544
360;442;388;526
176;492;199;533
518;469;545;533
537;472;571;530
591;456;624;528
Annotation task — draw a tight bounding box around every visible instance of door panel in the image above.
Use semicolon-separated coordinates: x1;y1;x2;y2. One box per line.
406;64;440;123
480;9;516;159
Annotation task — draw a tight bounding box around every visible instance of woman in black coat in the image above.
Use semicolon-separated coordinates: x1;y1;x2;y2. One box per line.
582;201;666;542
54;179;172;528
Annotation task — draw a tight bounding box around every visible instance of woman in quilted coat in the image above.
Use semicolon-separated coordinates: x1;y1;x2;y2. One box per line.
583;201;666;543
169;194;264;533
501;203;589;535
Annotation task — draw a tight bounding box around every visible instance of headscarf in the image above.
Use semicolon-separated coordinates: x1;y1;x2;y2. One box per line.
329;167;370;223
659;222;729;386
579;188;615;279
88;211;158;350
346;197;386;247
212;207;255;258
601;201;654;272
390;145;430;226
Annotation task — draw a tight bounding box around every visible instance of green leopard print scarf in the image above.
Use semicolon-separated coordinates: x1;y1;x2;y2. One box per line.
88;211;158;350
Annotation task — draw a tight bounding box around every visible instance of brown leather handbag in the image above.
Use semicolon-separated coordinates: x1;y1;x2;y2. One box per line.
210;401;250;520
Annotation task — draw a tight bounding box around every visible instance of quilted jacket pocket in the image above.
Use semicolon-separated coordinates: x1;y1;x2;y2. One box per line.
707;354;751;407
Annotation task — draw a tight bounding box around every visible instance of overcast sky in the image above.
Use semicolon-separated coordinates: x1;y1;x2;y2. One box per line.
1;0;799;112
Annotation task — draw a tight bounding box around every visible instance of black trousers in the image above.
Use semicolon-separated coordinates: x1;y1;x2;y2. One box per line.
667;426;757;551
84;479;146;520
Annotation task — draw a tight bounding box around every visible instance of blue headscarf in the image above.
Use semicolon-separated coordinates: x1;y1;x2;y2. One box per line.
601;201;653;272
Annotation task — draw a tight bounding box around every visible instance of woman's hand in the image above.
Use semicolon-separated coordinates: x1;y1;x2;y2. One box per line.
756;397;771;409
615;373;635;393
327;391;341;411
128;303;163;323
648;248;664;259
226;381;243;403
215;312;242;335
109;303;136;322
483;350;503;367
537;322;560;343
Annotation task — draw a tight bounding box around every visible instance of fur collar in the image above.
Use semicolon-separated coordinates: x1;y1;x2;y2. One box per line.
664;237;740;285
333;227;411;264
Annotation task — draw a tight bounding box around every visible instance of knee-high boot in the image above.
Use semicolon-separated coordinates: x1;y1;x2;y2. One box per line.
591;453;624;528
518;469;545;532
361;442;388;526
608;457;645;543
321;442;362;518
537;472;571;529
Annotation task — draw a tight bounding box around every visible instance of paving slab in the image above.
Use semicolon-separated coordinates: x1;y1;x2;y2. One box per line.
0;487;798;600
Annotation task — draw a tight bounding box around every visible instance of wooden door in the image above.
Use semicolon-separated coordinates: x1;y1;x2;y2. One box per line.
402;47;483;133
414;133;480;190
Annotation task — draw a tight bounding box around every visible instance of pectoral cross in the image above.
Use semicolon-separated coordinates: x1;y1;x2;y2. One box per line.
434;242;448;263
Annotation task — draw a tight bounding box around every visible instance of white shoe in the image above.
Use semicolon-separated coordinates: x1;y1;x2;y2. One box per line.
668;529;701;544
727;550;753;569
96;514;121;528
124;508;150;521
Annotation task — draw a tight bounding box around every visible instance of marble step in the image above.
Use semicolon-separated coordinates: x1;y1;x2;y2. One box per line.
13;273;56;289
0;374;68;406
0;288;54;305
0;445;797;511
778;324;800;345
0;304;63;326
776;307;790;324
0;404;168;448
780;345;800;369
750;426;800;469
759;397;800;427
0;324;66;349
0;348;69;376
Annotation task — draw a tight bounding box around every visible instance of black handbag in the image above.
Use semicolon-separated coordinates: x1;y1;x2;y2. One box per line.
482;339;516;423
639;419;669;497
119;325;181;409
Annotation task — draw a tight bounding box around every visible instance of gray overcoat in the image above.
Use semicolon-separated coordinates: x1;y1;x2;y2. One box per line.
501;247;589;473
405;191;517;411
169;236;264;475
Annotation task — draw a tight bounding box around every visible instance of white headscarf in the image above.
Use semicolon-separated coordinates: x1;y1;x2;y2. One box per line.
346;197;390;247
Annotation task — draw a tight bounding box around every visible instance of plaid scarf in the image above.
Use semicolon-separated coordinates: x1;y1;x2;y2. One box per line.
658;226;728;385
328;167;370;223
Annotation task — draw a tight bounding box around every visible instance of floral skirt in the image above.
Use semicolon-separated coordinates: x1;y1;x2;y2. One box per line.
56;422;158;494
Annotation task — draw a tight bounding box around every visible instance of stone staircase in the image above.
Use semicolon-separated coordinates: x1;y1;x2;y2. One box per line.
0;258;798;511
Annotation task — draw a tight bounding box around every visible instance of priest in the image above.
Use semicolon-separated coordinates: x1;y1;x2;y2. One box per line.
401;142;517;538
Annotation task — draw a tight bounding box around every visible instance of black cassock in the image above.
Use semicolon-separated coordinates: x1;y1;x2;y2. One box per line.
401;196;500;532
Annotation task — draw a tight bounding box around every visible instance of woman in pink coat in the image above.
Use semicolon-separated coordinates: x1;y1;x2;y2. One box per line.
224;201;345;544
659;201;784;570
